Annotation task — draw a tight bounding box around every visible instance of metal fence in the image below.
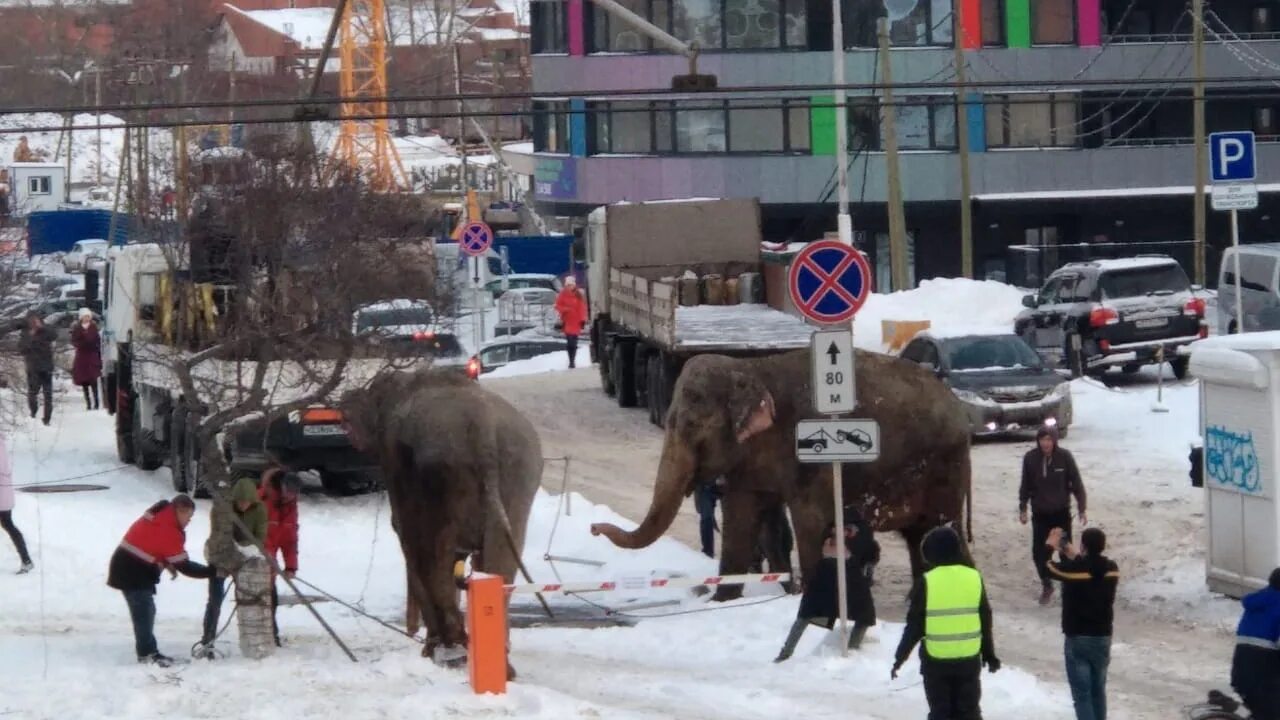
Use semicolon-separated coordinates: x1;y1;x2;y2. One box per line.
1005;240;1201;289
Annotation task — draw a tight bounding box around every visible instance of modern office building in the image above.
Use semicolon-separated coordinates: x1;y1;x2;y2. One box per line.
527;0;1280;287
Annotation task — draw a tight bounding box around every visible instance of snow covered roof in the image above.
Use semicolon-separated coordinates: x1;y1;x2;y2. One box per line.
916;326;1018;341
1068;257;1179;272
228;6;336;50
977;184;1280;202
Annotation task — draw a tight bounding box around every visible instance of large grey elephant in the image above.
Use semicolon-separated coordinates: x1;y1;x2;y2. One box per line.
341;370;542;671
591;349;971;600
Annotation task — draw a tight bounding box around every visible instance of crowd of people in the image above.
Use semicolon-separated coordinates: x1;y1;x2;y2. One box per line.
106;466;301;668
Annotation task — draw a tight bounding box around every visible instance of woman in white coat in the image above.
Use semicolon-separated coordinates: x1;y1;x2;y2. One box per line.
0;435;32;573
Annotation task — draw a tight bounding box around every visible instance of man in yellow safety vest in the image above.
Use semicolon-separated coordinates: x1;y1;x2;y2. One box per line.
893;525;1001;720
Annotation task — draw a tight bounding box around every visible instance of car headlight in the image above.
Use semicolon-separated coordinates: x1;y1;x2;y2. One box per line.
951;388;994;406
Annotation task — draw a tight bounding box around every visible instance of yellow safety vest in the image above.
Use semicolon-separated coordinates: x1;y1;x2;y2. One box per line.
923;565;984;660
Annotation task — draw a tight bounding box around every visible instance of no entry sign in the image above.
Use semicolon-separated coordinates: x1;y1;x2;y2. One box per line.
460;221;494;257
787;240;872;325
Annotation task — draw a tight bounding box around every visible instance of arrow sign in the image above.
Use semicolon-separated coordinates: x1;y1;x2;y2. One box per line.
812;329;854;414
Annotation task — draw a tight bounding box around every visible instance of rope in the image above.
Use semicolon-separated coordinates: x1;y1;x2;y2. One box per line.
563;587;790;620
12;464;131;488
294;576;424;644
355;490;384;608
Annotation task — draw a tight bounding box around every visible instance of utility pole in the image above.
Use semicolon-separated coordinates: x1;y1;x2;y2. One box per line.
878;18;910;292
455;43;468;191
953;10;974;279
831;0;853;247
95;66;103;186
1193;0;1207;285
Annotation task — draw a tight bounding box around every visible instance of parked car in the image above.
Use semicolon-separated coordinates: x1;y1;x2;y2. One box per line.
63;239;110;273
900;330;1073;437
470;334;568;375
483;273;562;299
1218;242;1280;335
1014;256;1207;379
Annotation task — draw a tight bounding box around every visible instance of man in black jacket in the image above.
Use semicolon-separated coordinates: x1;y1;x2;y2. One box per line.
893;526;1000;720
1020;426;1087;606
1047;527;1119;720
18;313;57;426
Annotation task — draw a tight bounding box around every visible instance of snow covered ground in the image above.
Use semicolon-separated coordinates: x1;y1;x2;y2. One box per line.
0;279;1241;719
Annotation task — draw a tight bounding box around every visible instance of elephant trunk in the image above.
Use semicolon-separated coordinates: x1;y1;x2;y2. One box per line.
590;430;695;549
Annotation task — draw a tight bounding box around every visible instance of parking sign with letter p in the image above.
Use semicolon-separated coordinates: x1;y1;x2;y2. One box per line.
1210;131;1257;183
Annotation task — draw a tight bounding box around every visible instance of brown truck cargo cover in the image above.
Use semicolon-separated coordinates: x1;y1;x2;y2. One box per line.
605;198;762;270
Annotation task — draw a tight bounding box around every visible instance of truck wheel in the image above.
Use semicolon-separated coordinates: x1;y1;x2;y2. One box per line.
633;345;650;409
612;342;637;408
1065;332;1085;379
132;399;163;472
116;394;136;465
1171;356;1190;380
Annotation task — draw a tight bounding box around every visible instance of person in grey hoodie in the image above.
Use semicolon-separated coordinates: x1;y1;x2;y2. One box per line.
1020;425;1087;606
18;313;57;426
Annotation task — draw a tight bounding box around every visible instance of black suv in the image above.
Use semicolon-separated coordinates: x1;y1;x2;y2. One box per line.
1014;256;1206;379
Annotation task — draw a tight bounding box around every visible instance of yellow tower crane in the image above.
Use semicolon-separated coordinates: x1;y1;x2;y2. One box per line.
332;0;407;191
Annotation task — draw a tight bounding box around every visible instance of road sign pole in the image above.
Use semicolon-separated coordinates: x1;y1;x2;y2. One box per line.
1232;207;1244;333
832;454;848;657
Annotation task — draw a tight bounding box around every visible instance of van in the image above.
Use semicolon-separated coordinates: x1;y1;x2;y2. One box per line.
1218;243;1280;334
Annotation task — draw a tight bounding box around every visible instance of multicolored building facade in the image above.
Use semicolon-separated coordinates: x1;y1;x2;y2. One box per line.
529;0;1280;285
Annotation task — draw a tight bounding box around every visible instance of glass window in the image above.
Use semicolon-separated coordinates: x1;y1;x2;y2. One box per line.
986;93;1078;148
725;0;782;48
655;102;675;152
787;100;811;151
889;0;952;46
729;100;785;151
875;231;917;291
1033;0;1074;44
1099;265;1191;299
1009;94;1052;146
591;103;611;153
612;101;653;153
676;102;727;152
674;0;723;48
531;0;567;53
534;100;570;153
784;0;807;46
594;0;650;51
981;0;1004;45
1254;6;1273;34
897;102;932;149
932;100;957;147
1257;107;1277;135
1052;95;1077;145
850;99;880;151
945;336;1042;370
481;346;510;365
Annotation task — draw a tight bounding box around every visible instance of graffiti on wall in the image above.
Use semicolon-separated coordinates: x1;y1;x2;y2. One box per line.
1205;425;1263;495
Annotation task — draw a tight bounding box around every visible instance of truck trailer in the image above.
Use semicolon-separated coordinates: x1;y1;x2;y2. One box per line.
587;198;813;427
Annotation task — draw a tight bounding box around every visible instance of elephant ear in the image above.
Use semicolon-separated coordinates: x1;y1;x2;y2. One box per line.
728;370;775;444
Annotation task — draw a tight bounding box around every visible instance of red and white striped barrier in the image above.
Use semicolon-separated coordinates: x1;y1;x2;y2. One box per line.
505;572;791;595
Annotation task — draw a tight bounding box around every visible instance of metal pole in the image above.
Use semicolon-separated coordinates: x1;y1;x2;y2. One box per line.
953;10;974;279
1232;208;1244;332
1193;0;1207;286
95;67;103;187
878;18;909;292
831;0;852;245
832;456;848;657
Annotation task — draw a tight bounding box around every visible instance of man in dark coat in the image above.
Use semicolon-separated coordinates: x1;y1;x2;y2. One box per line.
107;495;216;667
1047;526;1120;720
18;313;57;425
893;526;1000;720
1020;425;1087;605
774;506;879;661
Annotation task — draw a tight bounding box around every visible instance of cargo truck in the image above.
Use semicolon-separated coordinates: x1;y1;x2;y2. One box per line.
587;198;813;427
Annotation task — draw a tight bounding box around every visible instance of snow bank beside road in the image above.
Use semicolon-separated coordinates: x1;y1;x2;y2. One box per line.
484;351;592;379
853;279;1028;351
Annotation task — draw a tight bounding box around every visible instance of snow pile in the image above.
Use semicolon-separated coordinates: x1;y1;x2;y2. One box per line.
853;279;1028;351
484;350;591;379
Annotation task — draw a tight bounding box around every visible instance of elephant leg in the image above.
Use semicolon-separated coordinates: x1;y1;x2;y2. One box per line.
714;489;764;601
758;500;794;585
900;524;930;585
788;476;833;591
406;566;421;637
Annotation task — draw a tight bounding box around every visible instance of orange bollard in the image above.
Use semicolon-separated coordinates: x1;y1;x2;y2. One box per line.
466;572;507;695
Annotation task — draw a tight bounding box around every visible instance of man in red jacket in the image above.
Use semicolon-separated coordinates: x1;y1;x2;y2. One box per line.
107;495;214;666
260;468;300;646
554;275;588;369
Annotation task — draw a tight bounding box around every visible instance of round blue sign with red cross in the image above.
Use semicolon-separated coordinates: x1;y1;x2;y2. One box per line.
460;221;493;257
787;240;873;325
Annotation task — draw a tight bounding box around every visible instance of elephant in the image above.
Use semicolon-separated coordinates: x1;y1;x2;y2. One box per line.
591;348;971;600
341;369;542;671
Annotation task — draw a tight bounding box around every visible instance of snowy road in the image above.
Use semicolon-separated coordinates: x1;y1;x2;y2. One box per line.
489;364;1239;720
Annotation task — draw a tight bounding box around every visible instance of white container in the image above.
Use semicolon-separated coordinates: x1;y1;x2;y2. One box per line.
1190;333;1280;598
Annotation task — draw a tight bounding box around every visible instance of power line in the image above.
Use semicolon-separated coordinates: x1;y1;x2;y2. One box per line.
8;74;1280;120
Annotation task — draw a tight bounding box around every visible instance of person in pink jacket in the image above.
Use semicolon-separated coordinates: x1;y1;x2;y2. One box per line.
0;435;33;573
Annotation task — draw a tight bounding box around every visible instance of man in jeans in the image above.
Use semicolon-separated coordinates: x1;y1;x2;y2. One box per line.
1047;526;1119;720
1020;426;1087;605
18;312;57;426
